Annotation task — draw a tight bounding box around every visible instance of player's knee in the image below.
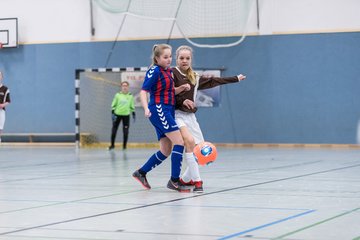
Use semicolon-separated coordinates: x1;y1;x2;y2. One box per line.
160;145;172;156
174;138;184;146
170;133;184;146
184;136;195;150
161;139;173;155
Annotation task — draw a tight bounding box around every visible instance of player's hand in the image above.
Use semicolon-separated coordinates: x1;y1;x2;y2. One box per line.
182;83;191;91
175;83;191;95
237;74;246;81
183;99;195;110
112;113;117;122
132;112;136;122
144;108;151;118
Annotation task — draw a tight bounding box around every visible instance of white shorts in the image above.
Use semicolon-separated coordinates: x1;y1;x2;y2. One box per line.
0;109;5;130
175;110;204;144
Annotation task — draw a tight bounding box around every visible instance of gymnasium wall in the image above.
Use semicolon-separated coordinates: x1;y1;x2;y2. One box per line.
0;0;359;144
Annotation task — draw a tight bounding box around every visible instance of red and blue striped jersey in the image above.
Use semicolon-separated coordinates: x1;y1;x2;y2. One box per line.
142;65;175;106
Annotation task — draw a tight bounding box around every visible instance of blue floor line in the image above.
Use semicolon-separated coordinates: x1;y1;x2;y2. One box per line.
218;209;316;240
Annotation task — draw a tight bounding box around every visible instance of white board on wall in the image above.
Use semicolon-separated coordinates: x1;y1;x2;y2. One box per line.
0;18;18;48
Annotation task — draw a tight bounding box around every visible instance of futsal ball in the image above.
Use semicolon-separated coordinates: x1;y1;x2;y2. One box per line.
193;141;217;166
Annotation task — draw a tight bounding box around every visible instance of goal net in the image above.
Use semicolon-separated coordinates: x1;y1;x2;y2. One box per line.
76;68;156;148
93;0;256;48
75;68;222;148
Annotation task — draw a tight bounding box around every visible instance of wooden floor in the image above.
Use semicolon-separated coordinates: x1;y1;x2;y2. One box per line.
0;145;359;240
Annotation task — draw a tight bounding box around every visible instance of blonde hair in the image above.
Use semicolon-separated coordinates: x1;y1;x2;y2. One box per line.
151;44;172;66
176;45;196;85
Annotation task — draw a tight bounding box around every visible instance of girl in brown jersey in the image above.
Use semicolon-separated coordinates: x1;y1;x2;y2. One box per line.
173;45;246;193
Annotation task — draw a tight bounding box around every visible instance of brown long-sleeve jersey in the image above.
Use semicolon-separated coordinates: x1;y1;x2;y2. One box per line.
172;67;239;113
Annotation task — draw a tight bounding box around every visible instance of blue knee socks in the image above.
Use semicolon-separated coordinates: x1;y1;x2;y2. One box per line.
140;151;167;174
139;145;184;181
171;145;184;181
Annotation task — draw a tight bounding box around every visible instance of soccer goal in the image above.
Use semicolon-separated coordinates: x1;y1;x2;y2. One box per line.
75;67;223;148
75;67;158;148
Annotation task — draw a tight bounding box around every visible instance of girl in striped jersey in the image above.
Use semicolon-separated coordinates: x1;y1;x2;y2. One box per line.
132;44;191;192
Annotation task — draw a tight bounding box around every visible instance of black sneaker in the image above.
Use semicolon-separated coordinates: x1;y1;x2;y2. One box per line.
108;145;114;150
167;179;191;192
193;181;203;193
132;170;151;189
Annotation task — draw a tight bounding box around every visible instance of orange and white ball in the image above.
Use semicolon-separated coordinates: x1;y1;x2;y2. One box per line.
193;142;217;166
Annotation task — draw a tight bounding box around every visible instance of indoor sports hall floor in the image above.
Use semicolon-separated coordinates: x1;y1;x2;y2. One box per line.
0;145;359;240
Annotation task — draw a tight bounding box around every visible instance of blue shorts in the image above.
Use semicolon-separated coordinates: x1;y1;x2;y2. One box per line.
149;104;179;140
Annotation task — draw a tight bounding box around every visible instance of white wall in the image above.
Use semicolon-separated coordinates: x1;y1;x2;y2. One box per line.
0;0;91;44
0;0;359;44
271;0;360;34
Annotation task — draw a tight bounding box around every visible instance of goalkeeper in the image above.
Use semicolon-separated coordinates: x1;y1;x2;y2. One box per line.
109;81;135;150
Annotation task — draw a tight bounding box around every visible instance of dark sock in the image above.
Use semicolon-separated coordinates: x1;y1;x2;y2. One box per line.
140;151;167;173
171;145;184;180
